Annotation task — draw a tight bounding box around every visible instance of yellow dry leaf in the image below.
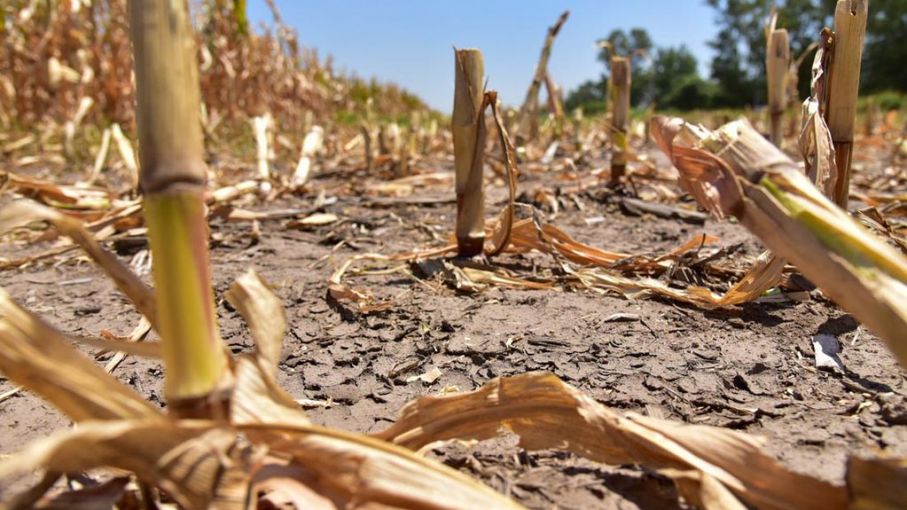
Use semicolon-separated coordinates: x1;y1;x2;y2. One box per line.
224;269;286;373
375;372;847;510
0;288;160;422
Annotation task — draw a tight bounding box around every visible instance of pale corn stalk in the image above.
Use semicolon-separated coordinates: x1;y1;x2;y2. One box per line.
543;71;565;138
110;123;138;189
609;56;631;187
84;126;111;185
825;0;868;207
453;48;486;256
290;125;324;189
653;116;907;368
766;29;790;146
63;96;94;159
516;10;569;143
572;107;584;152
252;113;273;195
128;0;229;416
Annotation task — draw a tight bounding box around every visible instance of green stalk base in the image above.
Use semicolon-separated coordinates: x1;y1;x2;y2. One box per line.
145;189;228;406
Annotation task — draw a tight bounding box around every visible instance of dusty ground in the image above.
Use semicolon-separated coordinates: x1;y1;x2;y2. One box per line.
1;140;905;509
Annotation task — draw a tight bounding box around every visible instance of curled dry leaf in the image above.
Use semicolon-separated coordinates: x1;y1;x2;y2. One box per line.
240;424;525;510
1;171;112;209
798;28;836;196
375;372;847;510
286;212;339;229
230;355;312;428
0;420;246;510
327;255;397;314
484;92;518;256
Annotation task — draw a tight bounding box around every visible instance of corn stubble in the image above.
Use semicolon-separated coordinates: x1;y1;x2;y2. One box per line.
453;49;487;256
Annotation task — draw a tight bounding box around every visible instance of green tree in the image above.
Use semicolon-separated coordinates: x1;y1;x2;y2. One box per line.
862;0;907;93
651;45;718;110
708;27;756;106
652;46;698;100
564;77;607;114
706;0;836;106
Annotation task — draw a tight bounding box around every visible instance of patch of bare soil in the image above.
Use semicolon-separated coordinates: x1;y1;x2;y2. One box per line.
1;144;905;509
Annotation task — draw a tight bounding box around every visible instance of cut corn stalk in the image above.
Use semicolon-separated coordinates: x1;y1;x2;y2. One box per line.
766;26;790;146
825;0;868;207
128;0;228;412
452;48;487;256
653;116;907;368
609;56;631;187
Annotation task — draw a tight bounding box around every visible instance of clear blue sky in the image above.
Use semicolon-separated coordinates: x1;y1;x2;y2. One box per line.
247;1;719;111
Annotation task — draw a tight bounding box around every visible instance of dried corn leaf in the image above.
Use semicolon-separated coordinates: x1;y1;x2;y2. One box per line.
1;171;111;209
847;456;907;510
240;424;525;510
327;283;394;314
375;372;846;510
667;469;748;510
798;29;836;196
224;269;285;372
0;288;160;421
485;92;518;256
2;411;523;510
367;172;453;197
568;251;783;307
452;263;554;292
328;255;396;313
230;356;311;428
0;200;157;328
0;420;245;510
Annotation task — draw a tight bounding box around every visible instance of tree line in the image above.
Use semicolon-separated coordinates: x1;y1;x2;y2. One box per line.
566;0;905;113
